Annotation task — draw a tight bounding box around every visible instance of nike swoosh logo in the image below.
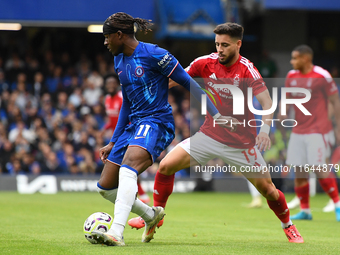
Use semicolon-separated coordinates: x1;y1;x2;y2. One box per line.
134;136;145;139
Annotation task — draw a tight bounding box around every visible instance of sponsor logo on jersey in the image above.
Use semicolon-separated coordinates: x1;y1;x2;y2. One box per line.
158;53;172;68
135;66;144;77
209;73;217;80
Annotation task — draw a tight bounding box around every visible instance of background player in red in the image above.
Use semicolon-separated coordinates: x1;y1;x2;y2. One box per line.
129;22;304;243
279;45;340;221
103;73;123;131
103;73;151;204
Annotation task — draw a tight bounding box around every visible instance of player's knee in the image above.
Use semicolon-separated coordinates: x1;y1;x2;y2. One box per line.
256;181;277;200
158;160;173;175
264;186;278;200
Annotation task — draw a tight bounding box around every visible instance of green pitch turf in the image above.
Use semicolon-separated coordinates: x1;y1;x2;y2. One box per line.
0;192;339;255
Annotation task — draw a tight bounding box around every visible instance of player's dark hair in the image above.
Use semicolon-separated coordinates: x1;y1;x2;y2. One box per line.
104;12;152;35
213;23;244;40
293;45;313;57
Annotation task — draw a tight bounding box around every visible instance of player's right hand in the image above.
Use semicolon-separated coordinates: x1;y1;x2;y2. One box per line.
215;116;241;132
99;142;115;163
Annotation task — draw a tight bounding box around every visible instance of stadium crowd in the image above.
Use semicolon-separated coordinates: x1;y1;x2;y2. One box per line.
2;31;337;181
0;48;192;176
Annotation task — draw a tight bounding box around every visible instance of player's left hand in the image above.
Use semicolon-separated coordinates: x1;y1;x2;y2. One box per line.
256;132;271;152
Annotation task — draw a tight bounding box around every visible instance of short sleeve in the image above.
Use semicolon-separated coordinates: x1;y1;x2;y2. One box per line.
245;64;266;96
185;59;201;77
323;73;338;96
149;45;179;77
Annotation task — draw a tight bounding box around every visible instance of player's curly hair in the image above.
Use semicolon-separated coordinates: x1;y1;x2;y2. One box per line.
213;22;244;40
107;12;153;34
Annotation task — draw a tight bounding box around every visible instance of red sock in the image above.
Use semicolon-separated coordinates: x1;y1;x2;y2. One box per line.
295;183;310;209
267;189;290;223
137;182;146;196
319;173;340;203
153;172;175;208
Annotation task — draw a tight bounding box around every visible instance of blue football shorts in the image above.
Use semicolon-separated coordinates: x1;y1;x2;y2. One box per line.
107;117;175;165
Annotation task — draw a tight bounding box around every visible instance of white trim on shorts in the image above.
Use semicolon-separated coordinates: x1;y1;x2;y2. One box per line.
179;132;266;172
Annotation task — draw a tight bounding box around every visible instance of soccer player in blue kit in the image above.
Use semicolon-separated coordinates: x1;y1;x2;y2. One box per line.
91;12;235;246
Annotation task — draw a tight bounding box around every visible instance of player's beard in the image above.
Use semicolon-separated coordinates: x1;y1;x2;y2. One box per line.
219;52;236;66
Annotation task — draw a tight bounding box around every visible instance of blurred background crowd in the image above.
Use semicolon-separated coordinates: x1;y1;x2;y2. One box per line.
1;0;340;182
0;33;192;176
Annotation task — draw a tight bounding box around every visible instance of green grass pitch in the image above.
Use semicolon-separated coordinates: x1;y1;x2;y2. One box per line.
1;192;339;255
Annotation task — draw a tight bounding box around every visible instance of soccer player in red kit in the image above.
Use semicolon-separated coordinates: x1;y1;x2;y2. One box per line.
281;45;340;221
129;22;304;243
103;73;151;204
103;74;123;131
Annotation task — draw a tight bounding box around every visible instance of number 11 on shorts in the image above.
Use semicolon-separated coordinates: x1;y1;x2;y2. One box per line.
136;124;151;137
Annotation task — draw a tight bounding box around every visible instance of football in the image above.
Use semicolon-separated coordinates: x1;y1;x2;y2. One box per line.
83;212;113;244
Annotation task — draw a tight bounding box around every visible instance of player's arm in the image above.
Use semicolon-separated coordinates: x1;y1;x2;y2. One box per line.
100;93;130;162
110;89;130;144
153;47;237;130
169;78;179;89
328;101;334;120
255;89;273;151
169;63;240;130
328;93;340;143
168;63;191;89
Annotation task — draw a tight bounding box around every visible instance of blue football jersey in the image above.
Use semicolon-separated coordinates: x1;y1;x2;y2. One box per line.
114;42;179;122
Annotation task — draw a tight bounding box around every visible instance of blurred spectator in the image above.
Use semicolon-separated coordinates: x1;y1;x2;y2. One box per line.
0;36;193;178
83;77;102;106
68;87;83;108
45;65;63;95
88;70;104;88
102;73;122;134
22;153;41;175
0;69;9;93
5;53;25;83
6;157;25;175
8;120;35;143
33;72;46;99
41;151;64;174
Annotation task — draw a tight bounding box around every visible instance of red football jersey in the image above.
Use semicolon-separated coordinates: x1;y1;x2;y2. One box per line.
187;53;267;149
285;66;337;134
104;91;123;131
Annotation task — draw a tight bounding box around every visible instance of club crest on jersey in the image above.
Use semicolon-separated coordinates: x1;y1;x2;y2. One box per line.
290;80;297;86
233;74;240;86
135;66;144;77
307;78;312;87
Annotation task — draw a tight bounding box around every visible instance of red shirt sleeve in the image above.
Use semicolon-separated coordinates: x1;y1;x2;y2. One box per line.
245;64;267;96
324;76;338;96
186;58;201;77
